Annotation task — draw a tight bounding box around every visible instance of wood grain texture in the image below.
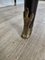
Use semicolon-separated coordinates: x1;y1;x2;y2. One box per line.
0;2;45;60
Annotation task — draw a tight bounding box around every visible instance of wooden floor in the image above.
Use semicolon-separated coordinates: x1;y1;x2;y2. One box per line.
0;2;45;60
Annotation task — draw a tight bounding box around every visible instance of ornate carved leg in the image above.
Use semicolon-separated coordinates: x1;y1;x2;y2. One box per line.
21;0;38;39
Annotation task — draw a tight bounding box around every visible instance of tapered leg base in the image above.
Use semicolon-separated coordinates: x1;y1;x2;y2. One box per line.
21;8;34;39
14;3;16;6
21;11;34;39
